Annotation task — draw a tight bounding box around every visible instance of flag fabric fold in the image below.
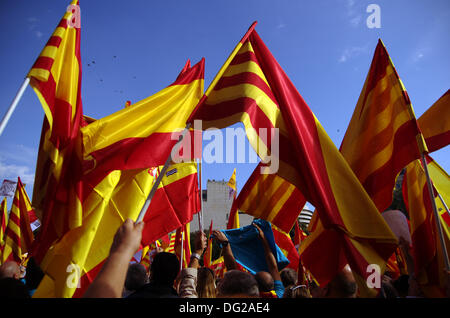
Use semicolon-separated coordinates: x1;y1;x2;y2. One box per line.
339;39;424;213
417;90;450;153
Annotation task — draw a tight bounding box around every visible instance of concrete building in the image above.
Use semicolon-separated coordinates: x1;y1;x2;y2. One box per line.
190;179;254;232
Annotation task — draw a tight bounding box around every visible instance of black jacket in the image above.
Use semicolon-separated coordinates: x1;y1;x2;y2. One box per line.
126;282;179;298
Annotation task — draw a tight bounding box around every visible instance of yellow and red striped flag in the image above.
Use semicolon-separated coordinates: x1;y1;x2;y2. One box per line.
140;241;160;272
0;198;8;264
1;178;35;264
29;0;85;263
272;224;299;271
189;25;398;297
417;90;450;153
165;232;177;253
34;60;204;298
340;39;425;213
402;158;448;297
203;220;213;267
175;223;191;269
226;169;240;229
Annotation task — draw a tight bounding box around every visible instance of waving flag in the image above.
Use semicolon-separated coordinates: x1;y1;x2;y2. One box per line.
226;169;241;229
29;0;84;263
272;224;299;270
417;90;450;153
204;220;213;267
175;223;191;269
402;158;448;297
141;162;201;247
1;178;35;263
189;25;397;296
0;198;8;262
34;60;204;298
81;59;204;174
340;39;425;213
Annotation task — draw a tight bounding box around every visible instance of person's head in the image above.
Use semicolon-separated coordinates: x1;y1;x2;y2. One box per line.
254;271;274;292
0;261;21;280
0;278;30;298
283;284;311;298
24;257;44;291
149;252;179;286
196;267;216;298
217;270;259;298
125;263;149;292
280;268;297;287
320;265;358;298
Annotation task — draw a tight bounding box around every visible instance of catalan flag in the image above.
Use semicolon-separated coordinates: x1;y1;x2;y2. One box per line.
204;220;213;267
417;90;450;153
175;223;191;269
226;169;240;229
1;178;35;263
426;157;450;240
165;232;177;253
340;39;425;213
402;158;448;297
236;162;306;233
29;0;84;263
0;198;8;263
189;25;397;297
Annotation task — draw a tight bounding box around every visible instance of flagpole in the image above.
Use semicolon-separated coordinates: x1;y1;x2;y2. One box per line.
437;192;450;217
136;122;192;223
180;228;184;272
0;78;30;136
420;153;450;271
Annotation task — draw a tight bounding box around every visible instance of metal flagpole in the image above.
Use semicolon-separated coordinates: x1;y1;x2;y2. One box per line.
420;153;450;271
437;192;450;218
136;122;192;223
0;78;30;136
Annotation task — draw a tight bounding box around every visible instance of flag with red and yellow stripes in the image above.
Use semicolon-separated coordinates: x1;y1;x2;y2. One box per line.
29;0;85;263
340;39;425;213
272;224;299;271
165;232;177;253
402;158;448;297
0;198;7;247
141;162;201;247
1;178;35;263
175;223;191;269
190;25;397;297
204;220;213;267
81;59;204;174
34;60;204;298
226;169;240;229
417;90;450;153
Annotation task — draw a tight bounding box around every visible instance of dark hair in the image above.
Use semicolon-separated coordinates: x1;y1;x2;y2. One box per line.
254;271;274;292
150;252;179;286
0;278;31;298
217;270;259;297
280;268;297;287
125;263;148;291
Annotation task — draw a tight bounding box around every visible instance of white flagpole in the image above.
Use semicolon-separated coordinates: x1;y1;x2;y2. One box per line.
420;154;450;271
136;123;191;223
180;228;184;272
0;78;30;136
437;192;450;217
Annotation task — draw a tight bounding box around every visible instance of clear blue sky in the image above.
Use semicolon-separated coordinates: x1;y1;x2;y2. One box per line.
0;0;449;207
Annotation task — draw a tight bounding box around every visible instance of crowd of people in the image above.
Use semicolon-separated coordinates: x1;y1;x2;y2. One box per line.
0;218;449;299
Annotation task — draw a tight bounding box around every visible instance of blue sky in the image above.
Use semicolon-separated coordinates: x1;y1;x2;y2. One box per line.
0;0;449;208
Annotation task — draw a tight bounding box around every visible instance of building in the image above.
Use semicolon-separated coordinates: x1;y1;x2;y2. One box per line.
190;179;254;232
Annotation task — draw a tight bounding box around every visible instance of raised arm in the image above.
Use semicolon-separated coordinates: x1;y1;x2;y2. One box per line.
83;219;144;298
212;230;238;271
253;223;281;282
